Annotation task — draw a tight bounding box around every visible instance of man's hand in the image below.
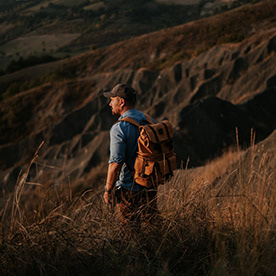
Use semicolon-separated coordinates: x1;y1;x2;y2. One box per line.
104;162;122;205
104;191;112;205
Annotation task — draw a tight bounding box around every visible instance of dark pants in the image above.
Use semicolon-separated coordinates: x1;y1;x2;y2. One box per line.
115;186;158;233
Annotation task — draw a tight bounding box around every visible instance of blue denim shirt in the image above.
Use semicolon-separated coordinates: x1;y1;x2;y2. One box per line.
109;109;149;191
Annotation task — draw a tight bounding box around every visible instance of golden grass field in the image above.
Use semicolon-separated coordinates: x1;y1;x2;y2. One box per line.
0;131;275;275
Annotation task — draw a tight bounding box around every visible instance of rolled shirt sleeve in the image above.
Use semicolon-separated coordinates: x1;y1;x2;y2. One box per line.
108;122;127;165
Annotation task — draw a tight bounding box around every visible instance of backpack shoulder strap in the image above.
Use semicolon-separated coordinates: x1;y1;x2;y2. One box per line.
144;113;155;124
116;113;154;127
118;117;141;127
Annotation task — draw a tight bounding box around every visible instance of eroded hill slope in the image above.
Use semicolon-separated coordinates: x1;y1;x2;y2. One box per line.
0;25;275;189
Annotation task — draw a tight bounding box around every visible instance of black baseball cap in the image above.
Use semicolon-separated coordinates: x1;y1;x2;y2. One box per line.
103;83;136;103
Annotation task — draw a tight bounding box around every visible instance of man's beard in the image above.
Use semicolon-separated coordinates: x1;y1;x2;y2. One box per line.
111;107;119;116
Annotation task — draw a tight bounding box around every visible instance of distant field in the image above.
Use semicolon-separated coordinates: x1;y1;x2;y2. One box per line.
0;22;14;35
155;0;200;4
24;0;89;13
23;1;49;12
0;33;81;58
51;0;88;5
155;0;232;5
83;2;105;11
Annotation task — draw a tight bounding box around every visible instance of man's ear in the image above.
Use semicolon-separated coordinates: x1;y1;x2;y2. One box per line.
120;97;126;107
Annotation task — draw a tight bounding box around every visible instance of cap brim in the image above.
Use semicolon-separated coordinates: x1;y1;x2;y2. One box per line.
103;91;113;98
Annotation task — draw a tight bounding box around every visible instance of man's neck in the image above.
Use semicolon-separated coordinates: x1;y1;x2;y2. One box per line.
120;106;134;116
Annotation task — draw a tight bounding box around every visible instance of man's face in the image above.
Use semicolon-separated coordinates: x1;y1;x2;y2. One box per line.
109;96;123;115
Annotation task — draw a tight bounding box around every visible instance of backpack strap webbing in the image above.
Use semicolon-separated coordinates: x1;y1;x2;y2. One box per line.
117;113;154;127
119;117;140;127
144;113;155;124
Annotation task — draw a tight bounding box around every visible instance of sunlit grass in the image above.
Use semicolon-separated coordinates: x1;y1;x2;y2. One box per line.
0;136;275;275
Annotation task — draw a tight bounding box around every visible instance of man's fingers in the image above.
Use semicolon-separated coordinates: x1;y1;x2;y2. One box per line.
104;192;112;204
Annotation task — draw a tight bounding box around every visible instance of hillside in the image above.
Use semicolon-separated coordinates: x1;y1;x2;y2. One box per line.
0;0;275;190
0;0;263;74
0;0;273;99
0;0;258;73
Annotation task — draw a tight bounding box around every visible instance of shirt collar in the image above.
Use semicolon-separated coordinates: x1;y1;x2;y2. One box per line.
119;108;136;120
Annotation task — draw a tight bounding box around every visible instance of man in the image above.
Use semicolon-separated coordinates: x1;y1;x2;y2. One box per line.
103;83;157;231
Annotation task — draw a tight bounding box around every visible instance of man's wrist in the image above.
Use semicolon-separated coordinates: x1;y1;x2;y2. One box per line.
104;186;112;194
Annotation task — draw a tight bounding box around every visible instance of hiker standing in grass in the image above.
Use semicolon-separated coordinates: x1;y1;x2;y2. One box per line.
103;83;158;232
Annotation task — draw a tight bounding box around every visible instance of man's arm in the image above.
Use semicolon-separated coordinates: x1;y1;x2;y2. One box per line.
104;162;122;204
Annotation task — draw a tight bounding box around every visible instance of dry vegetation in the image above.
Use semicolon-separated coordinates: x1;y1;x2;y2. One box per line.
0;134;275;275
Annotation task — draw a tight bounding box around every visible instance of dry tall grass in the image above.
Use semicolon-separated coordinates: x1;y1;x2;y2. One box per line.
0;138;275;275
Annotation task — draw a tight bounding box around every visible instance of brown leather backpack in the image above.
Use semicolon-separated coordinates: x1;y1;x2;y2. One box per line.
119;114;177;188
